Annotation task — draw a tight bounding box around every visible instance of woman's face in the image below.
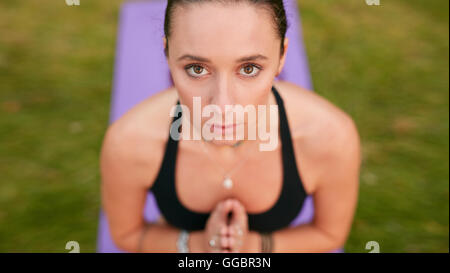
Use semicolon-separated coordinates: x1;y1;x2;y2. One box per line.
165;2;288;146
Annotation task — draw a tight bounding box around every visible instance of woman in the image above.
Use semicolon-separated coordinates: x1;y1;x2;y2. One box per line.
100;0;361;253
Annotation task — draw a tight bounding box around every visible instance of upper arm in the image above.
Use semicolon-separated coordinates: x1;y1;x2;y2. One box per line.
311;116;361;247
99;124;158;251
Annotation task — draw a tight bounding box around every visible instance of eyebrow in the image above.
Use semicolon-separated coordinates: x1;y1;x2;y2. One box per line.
176;54;268;63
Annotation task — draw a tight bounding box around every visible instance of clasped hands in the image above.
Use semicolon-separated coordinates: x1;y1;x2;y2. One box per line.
203;198;259;253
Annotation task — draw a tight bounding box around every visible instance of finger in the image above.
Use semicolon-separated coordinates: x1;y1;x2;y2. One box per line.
228;235;243;253
223;199;234;217
220;235;229;249
234;200;247;220
207;234;220;251
230;199;248;226
208;242;219;253
210;202;223;220
230;223;244;238
220;225;230;237
214;199;233;224
209;247;220;253
228;224;241;238
229;236;235;249
220;225;226;235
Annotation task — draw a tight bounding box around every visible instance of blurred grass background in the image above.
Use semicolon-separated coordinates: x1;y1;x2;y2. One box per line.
0;0;448;252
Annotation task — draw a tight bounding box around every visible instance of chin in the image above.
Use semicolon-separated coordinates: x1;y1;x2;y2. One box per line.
207;138;244;147
201;123;248;146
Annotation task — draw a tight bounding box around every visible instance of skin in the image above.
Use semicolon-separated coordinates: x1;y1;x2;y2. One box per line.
100;2;361;253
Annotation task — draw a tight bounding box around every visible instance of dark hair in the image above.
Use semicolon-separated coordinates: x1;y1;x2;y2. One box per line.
163;0;288;58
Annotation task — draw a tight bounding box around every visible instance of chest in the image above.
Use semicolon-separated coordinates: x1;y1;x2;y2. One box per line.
172;142;316;215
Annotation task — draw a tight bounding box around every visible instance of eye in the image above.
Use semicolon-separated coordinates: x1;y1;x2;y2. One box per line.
239;64;261;77
185;64;208;78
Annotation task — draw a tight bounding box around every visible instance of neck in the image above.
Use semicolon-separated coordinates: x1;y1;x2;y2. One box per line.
202;138;256;165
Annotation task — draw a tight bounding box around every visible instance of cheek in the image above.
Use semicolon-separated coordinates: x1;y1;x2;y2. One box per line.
176;88;207;128
238;81;274;106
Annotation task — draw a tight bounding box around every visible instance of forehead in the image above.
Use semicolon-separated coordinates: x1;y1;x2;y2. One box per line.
169;2;279;58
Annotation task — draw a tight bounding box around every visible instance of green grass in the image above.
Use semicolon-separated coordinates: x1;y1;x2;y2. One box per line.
0;0;448;252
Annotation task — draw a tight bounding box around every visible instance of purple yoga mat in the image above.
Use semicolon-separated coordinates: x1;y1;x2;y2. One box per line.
97;0;344;253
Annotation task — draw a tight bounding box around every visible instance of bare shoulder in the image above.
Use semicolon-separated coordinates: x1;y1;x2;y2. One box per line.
273;80;361;191
100;87;179;190
273;80;358;139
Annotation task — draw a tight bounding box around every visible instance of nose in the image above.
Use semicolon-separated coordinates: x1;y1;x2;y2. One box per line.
210;74;235;114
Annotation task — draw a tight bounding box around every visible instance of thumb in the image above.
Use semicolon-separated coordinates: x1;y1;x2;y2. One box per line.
213;199;234;224
229;199;247;227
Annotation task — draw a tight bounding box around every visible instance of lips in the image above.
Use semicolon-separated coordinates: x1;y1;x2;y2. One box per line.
213;123;236;129
209;123;239;134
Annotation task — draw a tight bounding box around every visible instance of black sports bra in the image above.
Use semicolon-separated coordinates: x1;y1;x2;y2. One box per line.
150;85;308;232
